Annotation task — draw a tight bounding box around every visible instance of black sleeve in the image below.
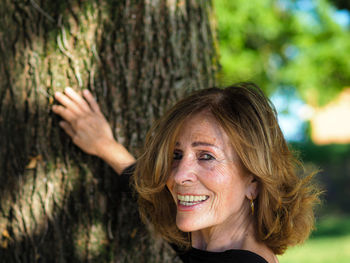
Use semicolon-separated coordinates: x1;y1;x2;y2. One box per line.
118;163;136;193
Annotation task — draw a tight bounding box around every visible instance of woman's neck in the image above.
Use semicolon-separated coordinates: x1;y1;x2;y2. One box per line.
190;215;279;263
191;210;254;252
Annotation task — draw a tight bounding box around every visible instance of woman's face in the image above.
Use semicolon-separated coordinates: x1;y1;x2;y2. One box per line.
166;111;256;233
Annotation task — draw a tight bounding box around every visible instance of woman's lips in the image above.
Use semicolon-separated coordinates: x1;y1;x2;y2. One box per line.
176;194;209;211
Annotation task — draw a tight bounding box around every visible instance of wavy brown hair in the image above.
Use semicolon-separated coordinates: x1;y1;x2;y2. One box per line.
133;83;320;254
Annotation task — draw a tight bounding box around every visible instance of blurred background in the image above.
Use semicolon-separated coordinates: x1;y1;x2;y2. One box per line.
214;0;350;262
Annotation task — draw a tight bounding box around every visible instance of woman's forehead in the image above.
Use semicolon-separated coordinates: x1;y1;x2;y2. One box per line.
175;112;229;147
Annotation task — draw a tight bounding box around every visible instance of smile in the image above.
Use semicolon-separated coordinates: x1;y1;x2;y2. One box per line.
177;194;209;206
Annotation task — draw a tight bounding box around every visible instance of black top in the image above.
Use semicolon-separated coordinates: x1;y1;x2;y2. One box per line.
121;165;269;263
175;247;268;263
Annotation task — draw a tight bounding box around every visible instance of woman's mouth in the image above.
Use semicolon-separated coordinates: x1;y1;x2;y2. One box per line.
177;194;209;206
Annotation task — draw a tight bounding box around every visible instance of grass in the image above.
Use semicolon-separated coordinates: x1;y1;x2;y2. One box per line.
278;235;350;263
278;215;350;263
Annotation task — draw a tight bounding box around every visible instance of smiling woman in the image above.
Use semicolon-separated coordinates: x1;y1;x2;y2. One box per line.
53;83;321;263
166;112;254;232
133;83;321;262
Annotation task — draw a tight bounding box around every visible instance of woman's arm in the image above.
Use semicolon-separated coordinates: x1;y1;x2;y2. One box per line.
52;87;135;174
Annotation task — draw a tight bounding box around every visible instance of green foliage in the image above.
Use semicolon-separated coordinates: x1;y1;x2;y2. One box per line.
291;141;350;164
311;215;350;238
291;141;350;214
214;0;350;106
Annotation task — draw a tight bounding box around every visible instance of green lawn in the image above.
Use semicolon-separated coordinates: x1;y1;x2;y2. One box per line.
278;235;350;263
278;216;350;263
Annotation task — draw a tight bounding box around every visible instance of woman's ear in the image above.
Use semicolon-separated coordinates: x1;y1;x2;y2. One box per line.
246;175;259;200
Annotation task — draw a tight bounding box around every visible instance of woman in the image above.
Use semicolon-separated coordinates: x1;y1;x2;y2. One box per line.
52;83;320;263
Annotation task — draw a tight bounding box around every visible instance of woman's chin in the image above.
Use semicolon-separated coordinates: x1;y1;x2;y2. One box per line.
176;216;204;232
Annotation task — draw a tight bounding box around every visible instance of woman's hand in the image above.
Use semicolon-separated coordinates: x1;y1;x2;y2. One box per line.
52;87;113;157
52;88;135;174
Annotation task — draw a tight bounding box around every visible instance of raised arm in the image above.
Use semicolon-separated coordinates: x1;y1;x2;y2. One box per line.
52;87;135;174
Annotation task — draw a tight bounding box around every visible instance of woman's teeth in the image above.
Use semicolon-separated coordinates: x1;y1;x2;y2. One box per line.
177;195;209;206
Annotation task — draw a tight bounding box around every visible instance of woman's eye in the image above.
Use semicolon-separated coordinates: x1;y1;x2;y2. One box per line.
199;153;215;161
173;151;182;160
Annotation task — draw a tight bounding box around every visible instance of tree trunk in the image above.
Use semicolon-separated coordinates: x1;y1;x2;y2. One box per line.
0;0;217;262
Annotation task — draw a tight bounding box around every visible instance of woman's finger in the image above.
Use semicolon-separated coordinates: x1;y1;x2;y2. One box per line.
64;87;91;113
52;105;77;123
54;91;82;115
59;121;75;138
83;90;101;113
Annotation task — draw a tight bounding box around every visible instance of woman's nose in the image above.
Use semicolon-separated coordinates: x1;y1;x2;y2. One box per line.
173;157;198;185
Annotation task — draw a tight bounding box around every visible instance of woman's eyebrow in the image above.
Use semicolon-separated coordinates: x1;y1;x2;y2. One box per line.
191;141;218;148
174;141;219;148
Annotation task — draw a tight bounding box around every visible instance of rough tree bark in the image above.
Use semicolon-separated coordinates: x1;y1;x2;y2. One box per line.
0;0;217;262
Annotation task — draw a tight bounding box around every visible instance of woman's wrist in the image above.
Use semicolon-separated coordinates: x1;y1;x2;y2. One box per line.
96;138;135;174
94;137;116;159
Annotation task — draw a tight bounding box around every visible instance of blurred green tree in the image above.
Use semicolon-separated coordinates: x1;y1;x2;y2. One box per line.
215;0;350;106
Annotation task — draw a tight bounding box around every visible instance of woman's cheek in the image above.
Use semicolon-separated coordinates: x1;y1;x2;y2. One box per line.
203;164;232;184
